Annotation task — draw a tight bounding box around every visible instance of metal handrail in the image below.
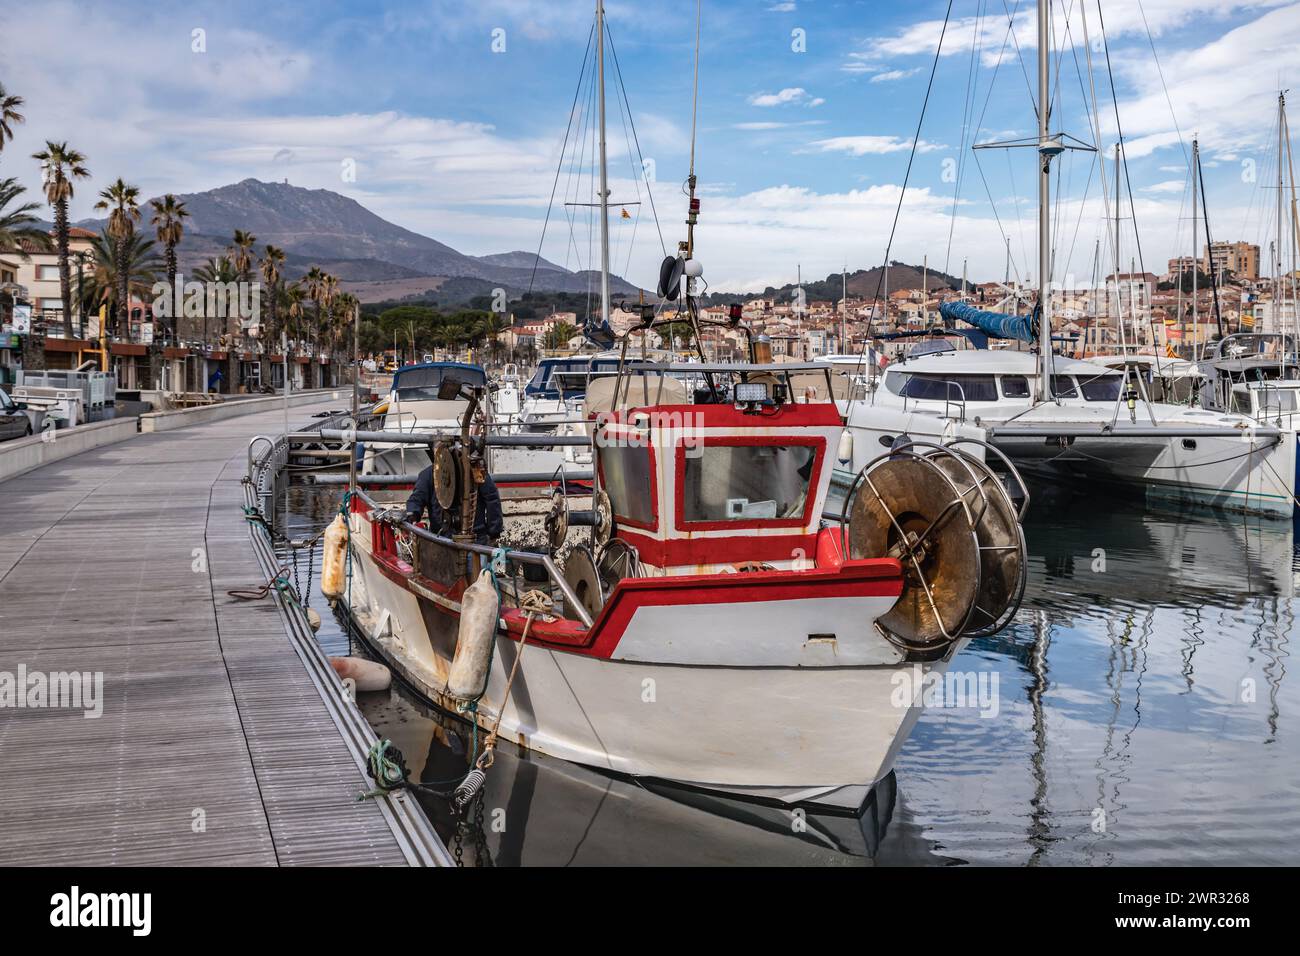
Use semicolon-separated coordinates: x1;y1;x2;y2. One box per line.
247;434;275;481
353;489;595;629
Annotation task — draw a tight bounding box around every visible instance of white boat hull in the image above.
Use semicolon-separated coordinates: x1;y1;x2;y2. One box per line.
343;512;946;811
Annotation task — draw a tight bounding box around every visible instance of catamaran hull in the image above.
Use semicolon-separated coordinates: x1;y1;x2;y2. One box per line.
343;527;941;811
993;431;1296;518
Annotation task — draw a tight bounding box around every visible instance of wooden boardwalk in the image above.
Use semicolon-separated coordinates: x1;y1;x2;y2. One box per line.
0;401;450;866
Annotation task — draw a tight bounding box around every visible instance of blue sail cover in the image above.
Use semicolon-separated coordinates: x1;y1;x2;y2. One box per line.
940;301;1036;343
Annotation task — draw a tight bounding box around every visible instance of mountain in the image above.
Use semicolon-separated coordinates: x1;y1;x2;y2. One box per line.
69;178;641;302
699;262;966;306
473;250;567;272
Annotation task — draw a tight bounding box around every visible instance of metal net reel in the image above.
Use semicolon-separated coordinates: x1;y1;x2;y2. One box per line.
596;537;642;590
845;448;981;647
591;489;615;550
926;439;1028;638
563;545;605;621
843;441;1027;647
545;489;569;554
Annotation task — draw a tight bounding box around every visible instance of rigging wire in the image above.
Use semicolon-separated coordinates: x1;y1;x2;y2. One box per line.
528;22;596;298
604;23;667;258
1097;1;1164;364
860;0;955;355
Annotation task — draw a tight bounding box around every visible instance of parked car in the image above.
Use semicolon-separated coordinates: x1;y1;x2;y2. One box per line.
0;389;33;441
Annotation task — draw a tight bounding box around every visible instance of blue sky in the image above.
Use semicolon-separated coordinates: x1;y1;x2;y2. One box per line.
3;0;1299;291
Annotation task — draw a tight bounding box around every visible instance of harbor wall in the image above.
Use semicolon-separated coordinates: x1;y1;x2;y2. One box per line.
0;417;140;482
139;389;350;433
0;388;349;482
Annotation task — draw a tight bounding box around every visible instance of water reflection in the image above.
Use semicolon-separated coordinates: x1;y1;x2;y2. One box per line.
278;479;1300;866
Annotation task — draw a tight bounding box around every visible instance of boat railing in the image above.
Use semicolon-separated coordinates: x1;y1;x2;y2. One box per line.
352;488;595;628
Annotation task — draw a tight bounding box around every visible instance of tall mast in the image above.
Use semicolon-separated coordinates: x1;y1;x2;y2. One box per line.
1036;0;1057;398
1191;138;1198;346
1278;91;1286;335
596;0;611;329
1114;143;1124;352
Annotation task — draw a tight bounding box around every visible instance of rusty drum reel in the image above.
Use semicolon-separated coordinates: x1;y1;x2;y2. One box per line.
927;439;1028;639
591;489;615;550
843;441;1027;648
563;545;605;620
545;489;569;554
431;441;460;511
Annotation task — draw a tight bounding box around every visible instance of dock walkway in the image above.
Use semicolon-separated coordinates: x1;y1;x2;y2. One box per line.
0;400;450;866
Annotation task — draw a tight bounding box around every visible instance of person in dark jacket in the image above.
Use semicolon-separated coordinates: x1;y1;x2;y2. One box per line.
405;465;504;544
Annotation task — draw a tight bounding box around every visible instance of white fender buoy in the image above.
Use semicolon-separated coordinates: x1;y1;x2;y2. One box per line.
321;513;348;599
306;607;322;632
329;656;391;691
448;570;499;701
837;429;854;465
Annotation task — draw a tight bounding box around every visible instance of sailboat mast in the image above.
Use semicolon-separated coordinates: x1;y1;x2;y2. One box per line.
1278;91;1286;334
596;0;611;328
1191;138;1198;347
1036;0;1055;398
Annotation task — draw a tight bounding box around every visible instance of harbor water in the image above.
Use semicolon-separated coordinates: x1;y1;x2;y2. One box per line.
276;481;1300;866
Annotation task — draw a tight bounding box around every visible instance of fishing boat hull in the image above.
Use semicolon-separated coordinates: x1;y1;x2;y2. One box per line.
342;506;946;811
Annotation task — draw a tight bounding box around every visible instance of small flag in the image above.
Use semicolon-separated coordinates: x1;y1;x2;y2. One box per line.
620;208;631;219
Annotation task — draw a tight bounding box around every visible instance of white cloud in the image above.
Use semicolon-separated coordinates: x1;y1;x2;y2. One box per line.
1143;180;1186;194
808;136;943;156
869;68;921;84
749;87;823;108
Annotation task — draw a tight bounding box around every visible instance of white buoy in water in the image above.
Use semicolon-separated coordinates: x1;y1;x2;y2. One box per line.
330;656;391;691
447;569;499;701
306;607;322;632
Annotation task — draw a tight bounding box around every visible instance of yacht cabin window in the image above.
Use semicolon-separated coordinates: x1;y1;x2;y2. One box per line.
1000;376;1030;398
897;373;998;402
1077;375;1123;402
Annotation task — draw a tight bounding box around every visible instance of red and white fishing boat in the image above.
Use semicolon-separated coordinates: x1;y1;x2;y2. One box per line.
336;359;1026;810
332;0;1024;811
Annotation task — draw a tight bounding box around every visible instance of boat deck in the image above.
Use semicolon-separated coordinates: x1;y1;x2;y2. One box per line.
0;399;450;866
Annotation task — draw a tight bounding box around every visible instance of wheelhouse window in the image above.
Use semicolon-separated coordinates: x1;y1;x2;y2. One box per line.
598;445;655;527
392;365;487;402
526;359;621;398
1000;376;1030;398
900;373;998;402
681;443;816;523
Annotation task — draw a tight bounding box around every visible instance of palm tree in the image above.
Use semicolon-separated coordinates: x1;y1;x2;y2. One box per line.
544;321;578;351
0;83;25;156
258;245;285;384
31;142;90;337
149;195;188;342
194;255;239;349
94;178;142;342
0;177;51;257
229;229;257;281
481;312;510;364
284;283;307;356
80;231;161;328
